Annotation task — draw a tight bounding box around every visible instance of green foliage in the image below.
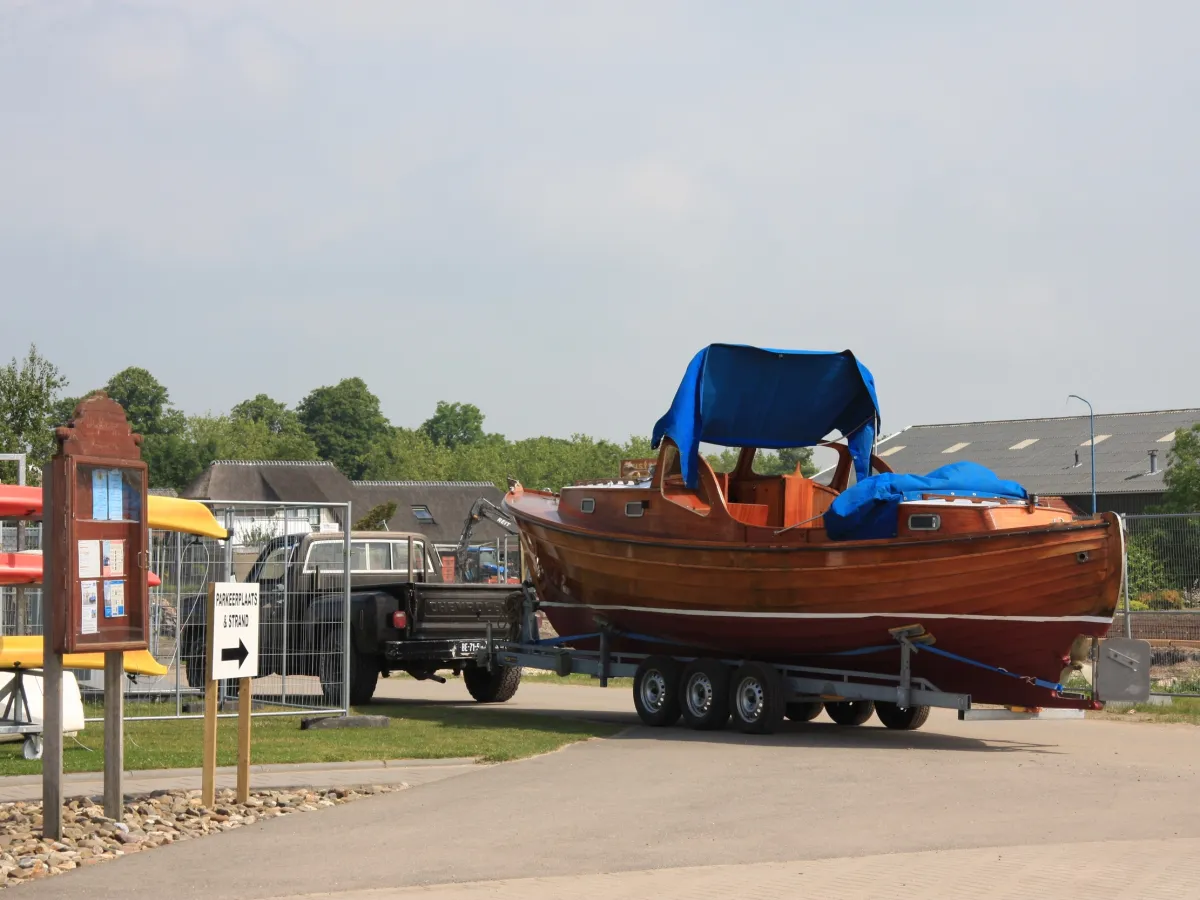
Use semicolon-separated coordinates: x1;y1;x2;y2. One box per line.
1161;424;1200;513
0;344;68;485
297;378;389;479
355;501;397;531
421;401;486;450
705;446;816;477
361;428;451;481
1126;535;1168;597
187;414;319;464
231;394;301;434
105;367;183;437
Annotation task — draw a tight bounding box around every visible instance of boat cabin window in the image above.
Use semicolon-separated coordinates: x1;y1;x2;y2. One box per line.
625;501;646;518
580;498;595;514
908;514;941;531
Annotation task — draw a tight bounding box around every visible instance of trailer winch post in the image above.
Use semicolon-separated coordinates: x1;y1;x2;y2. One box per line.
598;630;610;688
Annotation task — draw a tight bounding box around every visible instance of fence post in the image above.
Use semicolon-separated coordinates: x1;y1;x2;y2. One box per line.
1121;514;1132;639
342;503;352;715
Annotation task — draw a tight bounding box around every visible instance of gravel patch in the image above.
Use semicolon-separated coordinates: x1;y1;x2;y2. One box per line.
0;784;405;885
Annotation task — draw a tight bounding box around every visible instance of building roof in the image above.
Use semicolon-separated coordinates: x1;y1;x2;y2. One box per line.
820;408;1200;496
350;481;512;547
181;461;513;548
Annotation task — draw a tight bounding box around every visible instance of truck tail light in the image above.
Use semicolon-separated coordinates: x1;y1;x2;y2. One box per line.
392;611;407;630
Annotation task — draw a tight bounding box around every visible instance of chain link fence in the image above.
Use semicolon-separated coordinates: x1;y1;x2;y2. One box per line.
1109;513;1200;697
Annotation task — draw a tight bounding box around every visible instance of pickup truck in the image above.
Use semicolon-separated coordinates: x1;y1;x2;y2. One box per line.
178;530;523;706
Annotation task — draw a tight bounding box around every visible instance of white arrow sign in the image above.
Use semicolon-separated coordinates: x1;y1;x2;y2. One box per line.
209;583;260;681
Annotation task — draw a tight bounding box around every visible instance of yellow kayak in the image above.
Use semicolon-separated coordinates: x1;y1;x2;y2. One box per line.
0;636;168;676
0;487;227;540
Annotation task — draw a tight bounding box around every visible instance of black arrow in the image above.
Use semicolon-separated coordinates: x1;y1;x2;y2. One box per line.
221;639;249;667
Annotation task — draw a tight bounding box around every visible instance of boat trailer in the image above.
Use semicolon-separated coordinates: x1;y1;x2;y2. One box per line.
457;589;1154;734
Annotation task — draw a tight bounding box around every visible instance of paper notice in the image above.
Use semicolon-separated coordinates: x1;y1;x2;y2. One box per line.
102;539;125;577
104;580;126;618
91;470;109;520
81;581;99;634
107;469;124;521
78;540;101;579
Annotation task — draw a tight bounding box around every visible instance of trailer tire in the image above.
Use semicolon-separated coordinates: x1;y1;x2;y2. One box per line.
730;661;786;735
875;702;931;731
464;663;522;703
824;700;875;726
679;659;731;730
785;701;823;722
633;656;683;727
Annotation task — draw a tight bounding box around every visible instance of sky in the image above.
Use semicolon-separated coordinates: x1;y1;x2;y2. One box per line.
2;1;1199;446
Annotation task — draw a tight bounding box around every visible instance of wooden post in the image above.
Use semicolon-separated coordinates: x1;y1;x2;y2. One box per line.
201;583;218;807
236;677;252;803
41;470;63;841
103;651;124;819
202;678;218;808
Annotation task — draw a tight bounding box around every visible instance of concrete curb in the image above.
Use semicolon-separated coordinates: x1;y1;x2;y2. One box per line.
0;757;480;788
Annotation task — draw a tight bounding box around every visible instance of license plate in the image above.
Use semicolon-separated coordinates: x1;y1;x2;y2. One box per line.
457;640;487;656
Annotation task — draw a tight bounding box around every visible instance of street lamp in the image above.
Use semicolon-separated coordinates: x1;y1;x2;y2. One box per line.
1068;395;1096;515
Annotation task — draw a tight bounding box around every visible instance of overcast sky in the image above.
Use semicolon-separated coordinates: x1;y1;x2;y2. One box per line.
2;2;1198;445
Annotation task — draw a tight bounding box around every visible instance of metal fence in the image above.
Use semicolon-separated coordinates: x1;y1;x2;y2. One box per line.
1109;513;1200;697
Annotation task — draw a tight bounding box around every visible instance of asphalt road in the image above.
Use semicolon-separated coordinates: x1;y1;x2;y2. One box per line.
21;679;1200;899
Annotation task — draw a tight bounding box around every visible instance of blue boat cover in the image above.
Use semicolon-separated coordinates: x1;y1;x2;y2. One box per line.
823;461;1029;541
651;344;880;489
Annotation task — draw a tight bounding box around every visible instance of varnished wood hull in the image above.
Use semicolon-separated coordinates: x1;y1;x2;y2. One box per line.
511;510;1123;708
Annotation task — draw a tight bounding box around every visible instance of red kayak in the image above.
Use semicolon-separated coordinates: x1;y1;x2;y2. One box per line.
0;552;162;587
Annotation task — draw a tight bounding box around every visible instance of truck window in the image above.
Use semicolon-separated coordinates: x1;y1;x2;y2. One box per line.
364;541;391;571
304;541;345;573
257;545;290;581
389;540;433;574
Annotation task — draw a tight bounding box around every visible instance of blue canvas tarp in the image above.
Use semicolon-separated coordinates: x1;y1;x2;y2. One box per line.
823;461;1030;541
651;344;880;489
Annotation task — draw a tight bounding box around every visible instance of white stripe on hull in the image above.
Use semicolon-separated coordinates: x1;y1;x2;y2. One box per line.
537;600;1111;625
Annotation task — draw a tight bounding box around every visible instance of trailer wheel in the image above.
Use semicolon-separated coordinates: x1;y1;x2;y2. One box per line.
875;702;931;731
824;700;875;726
679;659;731;730
785;701;823;722
464;663;522;703
730;662;786;734
632;656;682;727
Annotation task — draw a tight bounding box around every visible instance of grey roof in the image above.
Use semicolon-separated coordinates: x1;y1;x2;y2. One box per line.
181;460;355;506
180;460;512;548
819;408;1200;496
350;481;511;547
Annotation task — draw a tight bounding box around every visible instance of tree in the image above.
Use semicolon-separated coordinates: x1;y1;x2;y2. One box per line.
360;427;451;481
421;401;486;450
1161;424;1200;513
231;394;299;434
187;414;319;464
105;367;182;437
0;344;68;485
354;501;397;531
297;378;390;478
705;446;816;476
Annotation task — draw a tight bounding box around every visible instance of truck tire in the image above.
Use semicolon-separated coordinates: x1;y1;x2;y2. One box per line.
824;699;875;726
875;702;931;731
633;656;682;727
184;655;207;691
319;636;380;708
463;664;521;703
729;661;786;734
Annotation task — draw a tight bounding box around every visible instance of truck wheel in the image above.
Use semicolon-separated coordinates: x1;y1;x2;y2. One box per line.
184;656;207;691
875;702;931;731
730;661;785;734
679;658;730;730
319;637;380;708
785;701;823;722
633;656;682;727
824;700;875;726
463;664;521;703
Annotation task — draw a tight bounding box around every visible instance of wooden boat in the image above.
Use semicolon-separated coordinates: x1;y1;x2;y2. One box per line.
504;345;1122;710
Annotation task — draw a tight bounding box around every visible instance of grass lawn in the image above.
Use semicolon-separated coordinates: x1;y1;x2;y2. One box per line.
1090;696;1200;725
0;702;620;778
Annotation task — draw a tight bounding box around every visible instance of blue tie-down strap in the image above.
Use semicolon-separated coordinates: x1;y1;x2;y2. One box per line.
533;632;602;647
918;643;1063;693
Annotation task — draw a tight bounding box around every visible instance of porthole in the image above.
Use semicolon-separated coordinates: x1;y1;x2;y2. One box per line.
908;514;941;531
625;501;646;518
580;498;595;514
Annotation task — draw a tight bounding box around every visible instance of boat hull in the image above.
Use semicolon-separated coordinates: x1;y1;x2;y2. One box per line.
514;512;1123;709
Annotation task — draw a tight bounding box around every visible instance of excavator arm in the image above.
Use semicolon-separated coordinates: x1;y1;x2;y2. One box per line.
454;496;518;582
